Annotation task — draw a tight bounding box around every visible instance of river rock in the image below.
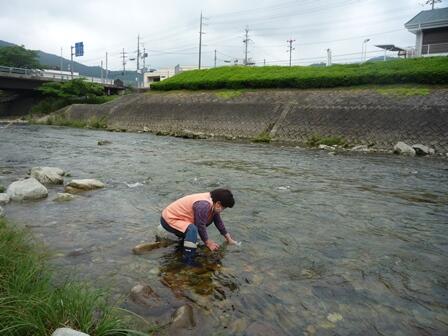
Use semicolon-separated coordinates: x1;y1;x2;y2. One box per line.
54;192;75;202
351;145;370;152
0;193;10;205
393;142;415;156
130;284;159;306
65;179;105;193
51;328;90;336
97;140;112;146
412;144;434;156
170;304;195;329
30;167;65;184
0;206;4;217
318;144;335;151
7;178;48;201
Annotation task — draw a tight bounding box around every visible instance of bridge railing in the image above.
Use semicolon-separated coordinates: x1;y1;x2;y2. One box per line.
0;65;114;85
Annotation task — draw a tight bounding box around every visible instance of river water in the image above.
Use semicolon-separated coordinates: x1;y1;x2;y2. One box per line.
1;124;447;335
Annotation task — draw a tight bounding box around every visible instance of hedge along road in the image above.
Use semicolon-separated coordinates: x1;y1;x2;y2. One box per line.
1;124;447;335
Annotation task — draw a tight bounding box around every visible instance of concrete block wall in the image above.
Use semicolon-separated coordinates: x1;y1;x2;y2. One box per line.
60;88;448;152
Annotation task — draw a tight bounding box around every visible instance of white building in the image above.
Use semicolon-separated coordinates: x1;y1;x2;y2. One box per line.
143;64;206;88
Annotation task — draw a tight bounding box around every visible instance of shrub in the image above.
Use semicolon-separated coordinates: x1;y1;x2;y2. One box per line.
151;57;448;91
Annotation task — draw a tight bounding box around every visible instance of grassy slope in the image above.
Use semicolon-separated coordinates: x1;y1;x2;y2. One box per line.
151;57;448;91
0;218;146;336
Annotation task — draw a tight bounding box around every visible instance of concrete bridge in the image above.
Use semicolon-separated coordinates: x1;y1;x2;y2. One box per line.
0;66;124;94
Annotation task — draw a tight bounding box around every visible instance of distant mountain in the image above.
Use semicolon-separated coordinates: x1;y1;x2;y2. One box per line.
0;40;141;85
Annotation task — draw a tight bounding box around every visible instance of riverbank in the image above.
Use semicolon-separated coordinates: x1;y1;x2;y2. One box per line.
151;57;448;91
32;85;448;154
0;217;144;336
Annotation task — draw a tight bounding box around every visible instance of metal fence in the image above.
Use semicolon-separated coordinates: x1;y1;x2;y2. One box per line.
422;42;448;55
0;65;114;85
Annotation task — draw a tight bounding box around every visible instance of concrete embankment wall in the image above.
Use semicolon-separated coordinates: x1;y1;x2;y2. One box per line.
57;88;448;152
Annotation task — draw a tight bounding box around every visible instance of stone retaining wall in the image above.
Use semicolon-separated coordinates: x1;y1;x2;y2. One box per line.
56;88;448;152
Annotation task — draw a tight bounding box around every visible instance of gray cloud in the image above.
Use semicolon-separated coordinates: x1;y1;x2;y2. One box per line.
0;0;445;69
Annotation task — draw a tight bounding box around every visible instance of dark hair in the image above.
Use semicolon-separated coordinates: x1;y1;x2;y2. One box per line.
210;188;235;208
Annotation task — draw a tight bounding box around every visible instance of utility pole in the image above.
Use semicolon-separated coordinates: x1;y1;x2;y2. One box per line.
105;52;108;81
426;0;441;10
70;45;74;79
121;48;127;76
263;59;266;66
287;39;295;67
214;49;217;67
198;11;205;69
243;26;251;66
60;47;63;76
101;60;104;83
326;48;332;66
136;34;140;88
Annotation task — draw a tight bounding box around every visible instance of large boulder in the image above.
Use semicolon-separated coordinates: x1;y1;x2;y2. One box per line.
412;144;435;156
52;328;89;336
30;167;65;185
7;178;48;201
0;193;10;205
65;179;105;193
393;142;416;156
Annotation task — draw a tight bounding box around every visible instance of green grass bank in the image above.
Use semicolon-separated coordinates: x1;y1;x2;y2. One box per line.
0;218;145;336
151;57;448;91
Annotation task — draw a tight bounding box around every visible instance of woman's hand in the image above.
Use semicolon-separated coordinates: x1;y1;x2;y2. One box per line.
205;240;220;251
224;233;238;245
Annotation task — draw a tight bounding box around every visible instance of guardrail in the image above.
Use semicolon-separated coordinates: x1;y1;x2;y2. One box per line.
0;65;114;85
422;43;448;55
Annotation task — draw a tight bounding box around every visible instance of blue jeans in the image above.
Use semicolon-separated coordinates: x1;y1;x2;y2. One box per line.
160;217;198;248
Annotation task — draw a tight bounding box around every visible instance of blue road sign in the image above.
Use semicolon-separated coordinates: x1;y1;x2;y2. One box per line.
75;42;84;57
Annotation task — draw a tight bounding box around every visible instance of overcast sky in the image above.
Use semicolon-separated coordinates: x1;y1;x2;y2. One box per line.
1;0;447;70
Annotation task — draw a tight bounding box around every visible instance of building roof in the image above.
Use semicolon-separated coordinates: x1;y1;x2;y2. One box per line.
405;7;448;33
375;44;406;52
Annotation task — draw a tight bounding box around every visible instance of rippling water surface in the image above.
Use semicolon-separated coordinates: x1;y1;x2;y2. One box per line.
1;125;447;335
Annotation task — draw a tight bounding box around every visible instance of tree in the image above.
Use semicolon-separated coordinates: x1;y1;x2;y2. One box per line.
39;78;104;99
0;45;41;68
426;0;441;9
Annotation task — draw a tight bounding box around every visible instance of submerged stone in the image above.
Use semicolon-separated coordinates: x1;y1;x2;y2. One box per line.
170;304;195;329
245;321;283;336
97;140;112;146
54;192;76;202
130;284;159;306
327;312;343;323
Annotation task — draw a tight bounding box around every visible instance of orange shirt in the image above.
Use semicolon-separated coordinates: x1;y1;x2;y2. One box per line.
162;192;213;232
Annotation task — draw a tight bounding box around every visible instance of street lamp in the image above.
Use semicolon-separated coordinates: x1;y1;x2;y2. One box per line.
362;38;370;63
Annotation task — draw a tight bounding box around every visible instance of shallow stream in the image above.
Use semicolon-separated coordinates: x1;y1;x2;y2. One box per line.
1;125;447;335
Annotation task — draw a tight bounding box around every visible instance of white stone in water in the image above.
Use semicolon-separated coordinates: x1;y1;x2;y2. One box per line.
0;193;10;205
318;144;335;151
327;312;343;323
65;179;105;192
411;144;434;156
393;142;416;156
30;167;65;184
351;145;370;152
54;193;76;202
51;328;90;336
7;178;48;201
